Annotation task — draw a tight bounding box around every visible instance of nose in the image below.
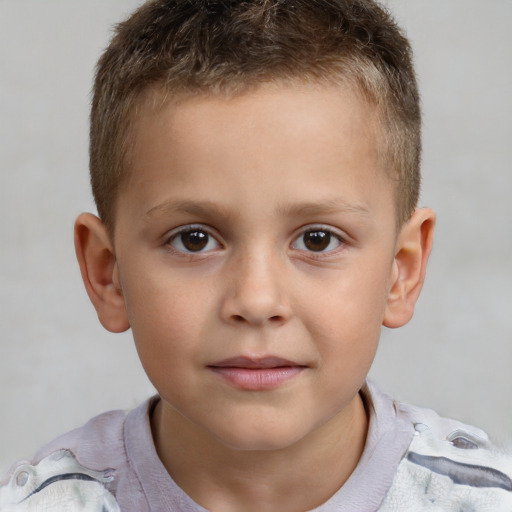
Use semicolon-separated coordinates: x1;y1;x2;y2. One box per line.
219;249;292;326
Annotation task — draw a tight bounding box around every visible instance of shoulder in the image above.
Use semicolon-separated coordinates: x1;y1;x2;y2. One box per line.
33;406;129;470
1;406;130;486
0;449;121;511
378;393;512;511
0;398;155;511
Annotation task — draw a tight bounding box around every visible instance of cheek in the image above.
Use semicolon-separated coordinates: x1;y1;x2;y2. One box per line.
123;264;209;326
121;272;213;368
302;270;390;331
297;263;391;364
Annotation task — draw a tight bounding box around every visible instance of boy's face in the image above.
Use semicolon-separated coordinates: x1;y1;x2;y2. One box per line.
107;83;411;450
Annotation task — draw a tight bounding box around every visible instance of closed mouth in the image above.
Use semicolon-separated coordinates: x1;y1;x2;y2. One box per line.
207;356;307;390
208;356;306;369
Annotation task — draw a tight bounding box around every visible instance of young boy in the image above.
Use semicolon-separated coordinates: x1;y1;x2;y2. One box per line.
1;1;511;511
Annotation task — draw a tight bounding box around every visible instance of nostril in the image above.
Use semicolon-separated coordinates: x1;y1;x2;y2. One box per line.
267;315;287;326
230;314;283;324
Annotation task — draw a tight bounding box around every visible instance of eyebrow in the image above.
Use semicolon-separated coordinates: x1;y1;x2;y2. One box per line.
145;199;234;220
276;198;370;218
145;197;370;220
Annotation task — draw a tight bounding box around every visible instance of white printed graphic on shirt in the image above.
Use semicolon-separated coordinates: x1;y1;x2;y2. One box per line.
379;423;512;511
0;449;120;511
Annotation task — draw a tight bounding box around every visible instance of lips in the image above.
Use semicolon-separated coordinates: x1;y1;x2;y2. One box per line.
208;356;306;391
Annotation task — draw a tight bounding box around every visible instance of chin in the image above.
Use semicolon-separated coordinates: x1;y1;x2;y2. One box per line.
211;421;310;453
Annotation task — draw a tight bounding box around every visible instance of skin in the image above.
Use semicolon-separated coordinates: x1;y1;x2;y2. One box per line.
75;82;435;512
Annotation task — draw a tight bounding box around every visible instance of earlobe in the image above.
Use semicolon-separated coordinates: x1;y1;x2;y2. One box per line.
383;208;436;329
74;213;130;333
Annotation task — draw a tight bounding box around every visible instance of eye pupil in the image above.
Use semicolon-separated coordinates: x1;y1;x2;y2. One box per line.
181;231;208;251
303;231;331;251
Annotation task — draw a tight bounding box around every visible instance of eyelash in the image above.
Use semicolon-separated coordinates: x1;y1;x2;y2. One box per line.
164;224;346;256
291;225;346;256
165;225;222;255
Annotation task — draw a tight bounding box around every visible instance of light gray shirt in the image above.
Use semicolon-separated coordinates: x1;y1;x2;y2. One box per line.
1;381;510;511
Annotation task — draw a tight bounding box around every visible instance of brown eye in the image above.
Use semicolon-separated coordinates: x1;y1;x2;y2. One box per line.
181;230;209;251
168;227;220;253
292;227;342;253
303;231;331;252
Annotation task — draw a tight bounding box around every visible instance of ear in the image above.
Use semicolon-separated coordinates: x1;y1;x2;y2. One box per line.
74;213;130;333
383;208;436;329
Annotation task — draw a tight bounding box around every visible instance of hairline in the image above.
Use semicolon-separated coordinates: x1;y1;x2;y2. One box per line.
109;74;408;238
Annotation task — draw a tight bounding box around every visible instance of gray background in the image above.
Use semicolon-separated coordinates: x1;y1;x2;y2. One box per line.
1;1;511;475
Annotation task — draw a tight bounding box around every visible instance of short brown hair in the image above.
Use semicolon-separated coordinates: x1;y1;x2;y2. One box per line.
90;0;421;231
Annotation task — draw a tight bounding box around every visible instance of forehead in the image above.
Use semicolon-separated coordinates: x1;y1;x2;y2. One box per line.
129;78;384;157
117;82;394;228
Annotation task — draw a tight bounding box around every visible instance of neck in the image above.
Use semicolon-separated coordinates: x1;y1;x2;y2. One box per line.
151;394;368;512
